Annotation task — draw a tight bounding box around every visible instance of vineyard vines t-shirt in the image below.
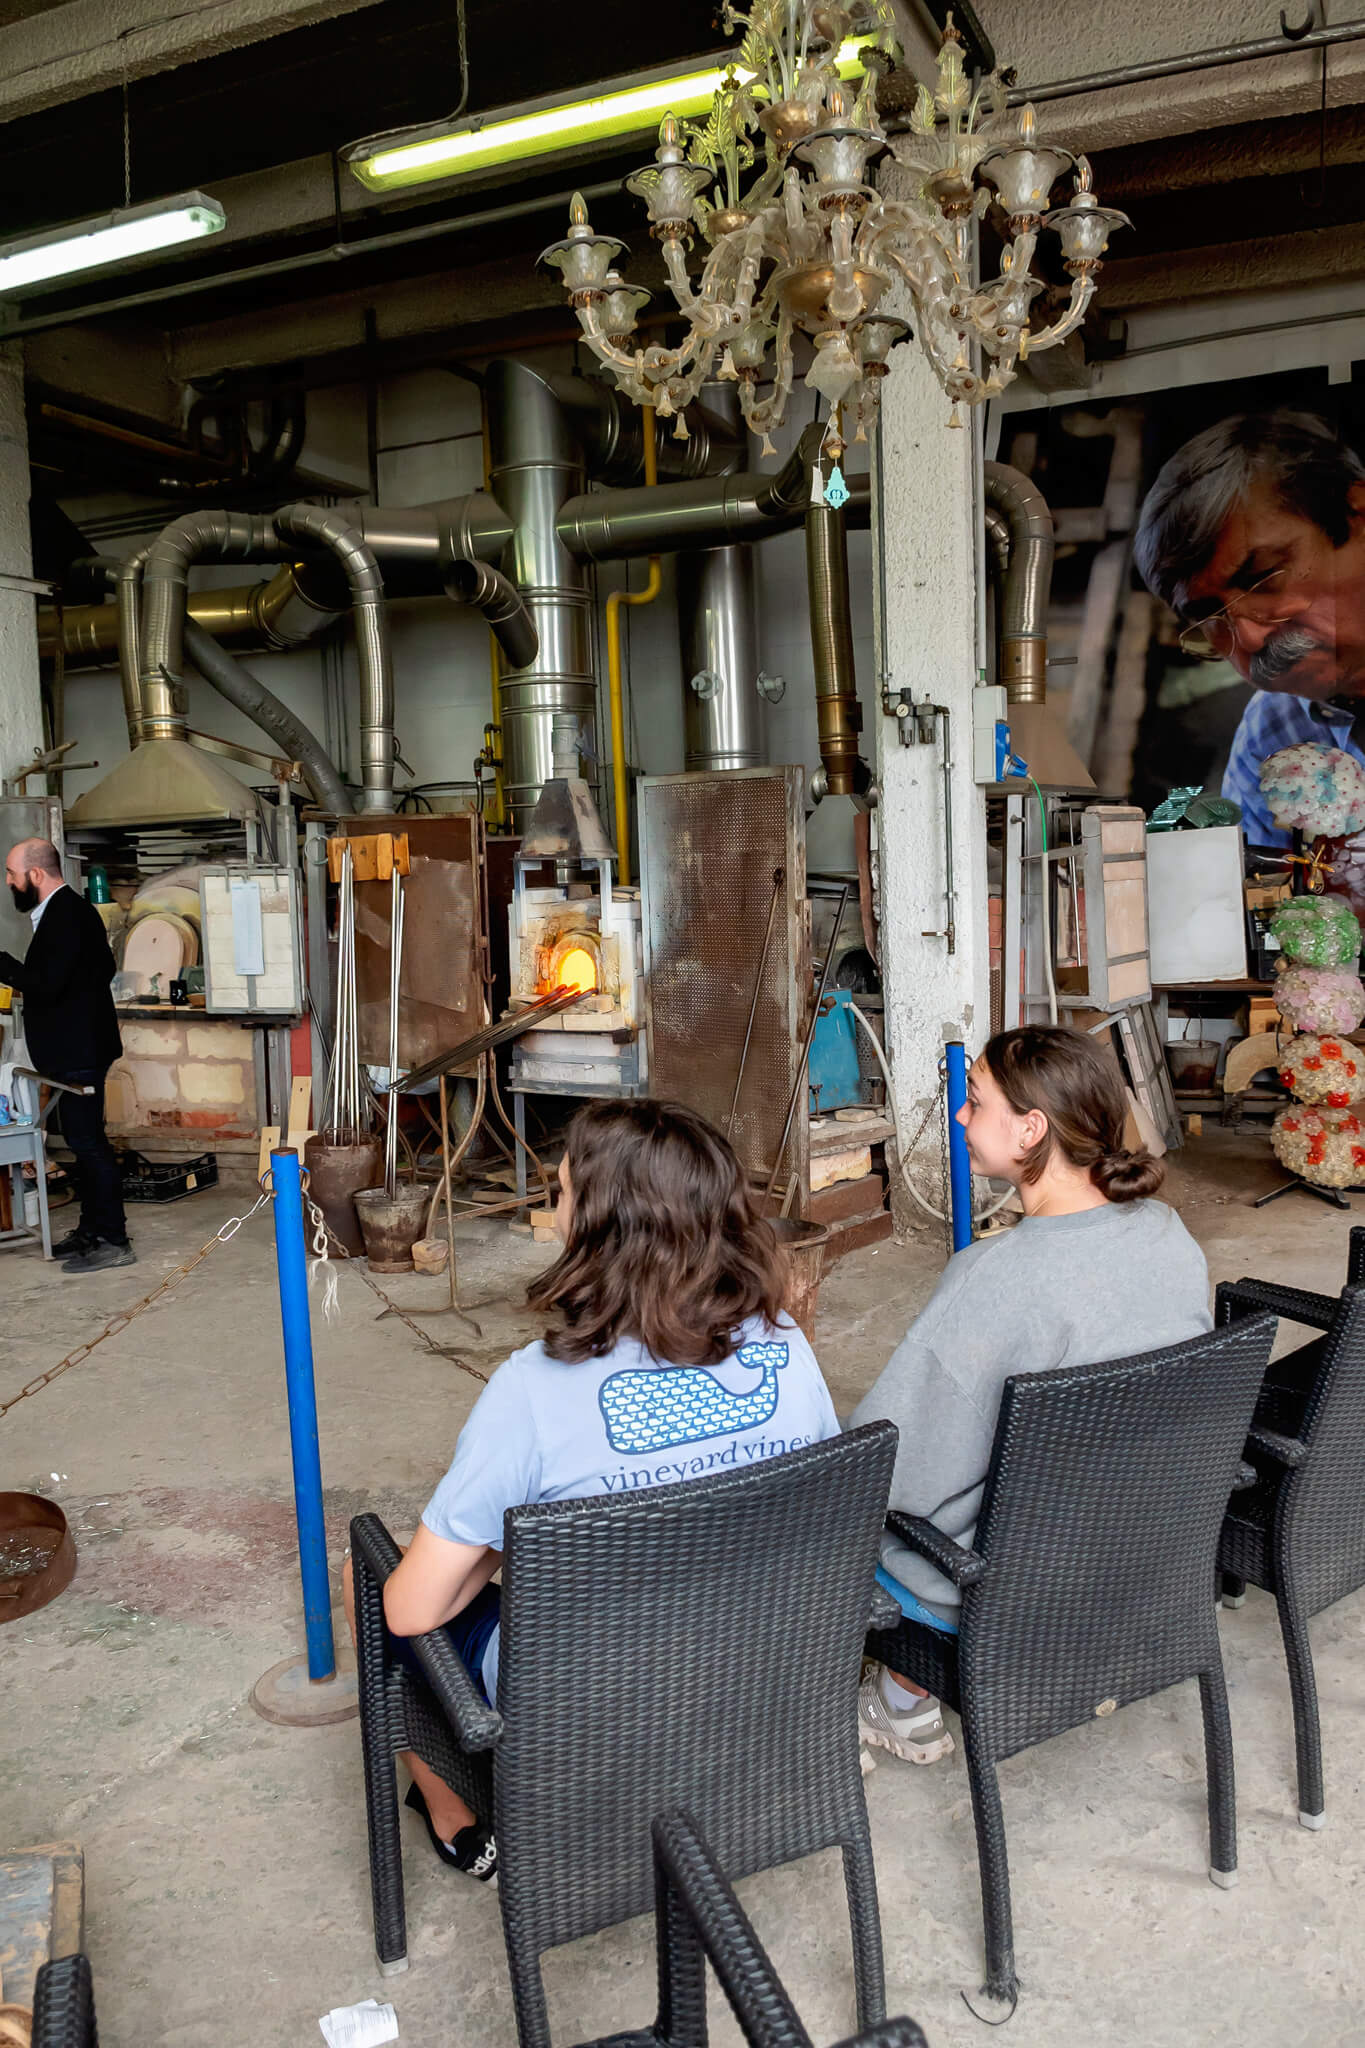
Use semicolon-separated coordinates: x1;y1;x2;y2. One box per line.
422;1311;839;1695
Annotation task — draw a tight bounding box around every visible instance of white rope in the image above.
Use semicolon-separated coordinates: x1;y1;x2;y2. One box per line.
305;1189;340;1324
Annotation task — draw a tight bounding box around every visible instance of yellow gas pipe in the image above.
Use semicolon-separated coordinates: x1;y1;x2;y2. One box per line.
605;406;660;885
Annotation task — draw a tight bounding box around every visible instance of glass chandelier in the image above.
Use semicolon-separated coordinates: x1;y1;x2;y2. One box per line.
539;5;1129;450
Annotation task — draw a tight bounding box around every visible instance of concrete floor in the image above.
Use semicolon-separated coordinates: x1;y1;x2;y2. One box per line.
3;1128;1363;2048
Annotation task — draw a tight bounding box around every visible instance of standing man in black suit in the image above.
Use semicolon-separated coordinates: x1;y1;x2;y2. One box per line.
0;838;133;1272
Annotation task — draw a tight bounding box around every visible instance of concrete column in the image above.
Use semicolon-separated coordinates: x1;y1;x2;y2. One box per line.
0;341;42;788
872;317;989;1234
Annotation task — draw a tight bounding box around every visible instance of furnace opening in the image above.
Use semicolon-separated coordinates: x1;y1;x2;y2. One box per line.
555;944;599;994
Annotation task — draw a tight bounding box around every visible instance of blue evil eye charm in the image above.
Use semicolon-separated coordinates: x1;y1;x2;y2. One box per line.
825;462;850;510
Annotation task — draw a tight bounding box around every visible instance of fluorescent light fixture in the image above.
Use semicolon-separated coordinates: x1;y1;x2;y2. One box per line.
0;191;226;298
345;38;876;194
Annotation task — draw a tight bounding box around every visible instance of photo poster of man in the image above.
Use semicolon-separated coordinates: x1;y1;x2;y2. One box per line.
994;367;1365;882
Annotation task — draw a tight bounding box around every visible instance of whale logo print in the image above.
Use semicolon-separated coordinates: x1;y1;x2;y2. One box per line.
598;1341;790;1454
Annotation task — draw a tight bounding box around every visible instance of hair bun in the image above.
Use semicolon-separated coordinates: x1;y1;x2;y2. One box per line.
1091;1145;1164;1203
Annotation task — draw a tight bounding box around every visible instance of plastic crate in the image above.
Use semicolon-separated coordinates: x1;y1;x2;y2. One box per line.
120;1151;219;1203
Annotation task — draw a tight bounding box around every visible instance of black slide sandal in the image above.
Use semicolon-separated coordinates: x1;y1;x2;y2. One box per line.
403;1782;497;1881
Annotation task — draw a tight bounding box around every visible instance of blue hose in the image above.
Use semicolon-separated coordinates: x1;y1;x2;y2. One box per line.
271;1148;336;1681
944;1041;974;1254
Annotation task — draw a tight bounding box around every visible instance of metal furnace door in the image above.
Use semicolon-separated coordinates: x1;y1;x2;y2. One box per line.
336;814;487;1071
639;767;807;1185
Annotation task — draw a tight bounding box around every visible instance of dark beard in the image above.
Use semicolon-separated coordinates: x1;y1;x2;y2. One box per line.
9;882;37;913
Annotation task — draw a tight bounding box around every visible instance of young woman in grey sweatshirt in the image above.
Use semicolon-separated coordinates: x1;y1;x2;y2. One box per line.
851;1025;1212;1767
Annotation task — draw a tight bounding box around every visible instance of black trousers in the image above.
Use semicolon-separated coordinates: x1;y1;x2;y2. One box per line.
52;1067;127;1244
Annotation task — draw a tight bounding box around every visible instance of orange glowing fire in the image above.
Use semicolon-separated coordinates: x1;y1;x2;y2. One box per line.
556;945;599;994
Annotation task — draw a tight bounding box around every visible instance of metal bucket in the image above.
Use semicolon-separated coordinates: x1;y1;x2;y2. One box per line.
304;1135;384;1256
0;1493;76;1624
355;1184;432;1273
1166;1040;1220;1091
772;1218;831;1343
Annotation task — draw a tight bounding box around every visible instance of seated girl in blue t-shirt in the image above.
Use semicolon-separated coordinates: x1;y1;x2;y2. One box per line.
343;1098;839;1883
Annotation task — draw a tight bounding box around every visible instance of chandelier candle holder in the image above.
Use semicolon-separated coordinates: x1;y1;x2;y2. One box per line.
540;6;1129;444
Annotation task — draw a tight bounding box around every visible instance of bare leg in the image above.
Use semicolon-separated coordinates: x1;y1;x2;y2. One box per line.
343;1554;478;1841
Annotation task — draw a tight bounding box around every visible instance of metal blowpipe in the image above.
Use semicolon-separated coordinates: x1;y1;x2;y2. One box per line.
322;844;371;1142
383;867;405;1197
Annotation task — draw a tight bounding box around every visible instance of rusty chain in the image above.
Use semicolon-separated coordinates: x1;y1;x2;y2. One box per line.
0;1188;274;1423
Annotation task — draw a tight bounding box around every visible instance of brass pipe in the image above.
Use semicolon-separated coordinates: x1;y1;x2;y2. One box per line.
605;405;660;887
38;563;341;669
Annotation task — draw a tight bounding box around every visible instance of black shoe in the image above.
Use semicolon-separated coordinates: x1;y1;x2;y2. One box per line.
403;1783;497;1882
52;1228;95;1259
62;1239;136;1274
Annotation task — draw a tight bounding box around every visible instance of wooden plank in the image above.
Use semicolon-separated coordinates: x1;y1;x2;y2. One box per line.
0;1843;81;2010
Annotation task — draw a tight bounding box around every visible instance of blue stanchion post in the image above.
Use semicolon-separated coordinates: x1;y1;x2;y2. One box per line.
271;1147;335;1682
943;1040;974;1254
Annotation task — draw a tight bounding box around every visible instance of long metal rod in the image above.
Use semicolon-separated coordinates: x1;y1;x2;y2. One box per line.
764;883;851;1203
395;985;587;1093
1006;15;1365;104
726;866;784;1142
384;869;405;1197
940;707;957;957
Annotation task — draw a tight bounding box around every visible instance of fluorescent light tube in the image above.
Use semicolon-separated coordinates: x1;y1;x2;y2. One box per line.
346;39;876;194
0;192;226;297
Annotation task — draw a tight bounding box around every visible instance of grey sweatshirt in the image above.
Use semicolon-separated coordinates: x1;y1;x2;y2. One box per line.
848;1199;1212;1621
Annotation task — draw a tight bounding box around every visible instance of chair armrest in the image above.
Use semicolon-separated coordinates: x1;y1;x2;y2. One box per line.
15;1067;96;1097
868;1581;901;1632
349;1514;502;1753
1216;1276;1335;1332
1246;1426;1308;1468
884;1511;986;1589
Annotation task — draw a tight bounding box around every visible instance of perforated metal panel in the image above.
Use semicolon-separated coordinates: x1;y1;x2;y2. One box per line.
639;768;808;1182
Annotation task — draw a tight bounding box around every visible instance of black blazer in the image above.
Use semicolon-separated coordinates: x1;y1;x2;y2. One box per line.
0;886;122;1076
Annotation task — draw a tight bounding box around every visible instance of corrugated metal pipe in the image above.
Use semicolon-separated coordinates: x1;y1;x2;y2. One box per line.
116;548;150;746
983;461;1055;706
272;504;394;813
805;502;863;798
140;511;288;738
182;618;353;814
441;555;539;672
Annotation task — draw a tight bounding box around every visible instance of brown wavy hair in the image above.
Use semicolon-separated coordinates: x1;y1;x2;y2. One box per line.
527;1100;786;1366
981;1025;1164;1203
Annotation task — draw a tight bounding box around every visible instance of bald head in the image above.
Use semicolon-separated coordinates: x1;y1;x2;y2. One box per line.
6;839;64;914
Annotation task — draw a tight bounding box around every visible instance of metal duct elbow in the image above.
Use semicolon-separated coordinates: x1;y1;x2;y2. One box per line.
117;548;151;745
984;462;1055;705
442;556;539;673
756;423;826;521
273;503;394;813
805;504;863;798
182;618;353;815
140;512;288;737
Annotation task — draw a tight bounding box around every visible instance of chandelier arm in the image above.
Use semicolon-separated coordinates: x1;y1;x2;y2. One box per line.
1021;271;1097;357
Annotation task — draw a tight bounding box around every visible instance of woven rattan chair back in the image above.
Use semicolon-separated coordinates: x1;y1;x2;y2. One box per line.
1273;1284;1365;1617
962;1316;1276;1761
494;1424;896;1970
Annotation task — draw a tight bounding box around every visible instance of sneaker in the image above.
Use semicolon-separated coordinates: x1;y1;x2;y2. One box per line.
404;1782;497;1883
858;1666;955;1765
52;1228;95;1259
62;1239;136;1274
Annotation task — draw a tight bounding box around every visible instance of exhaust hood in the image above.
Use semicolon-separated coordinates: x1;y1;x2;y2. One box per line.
65;739;261;829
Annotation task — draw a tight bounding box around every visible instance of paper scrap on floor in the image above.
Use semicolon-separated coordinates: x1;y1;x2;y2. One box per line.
319;1998;398;2048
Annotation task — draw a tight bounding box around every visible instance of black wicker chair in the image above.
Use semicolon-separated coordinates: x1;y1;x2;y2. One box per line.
1216;1235;1365;1830
32;1954;97;2048
864;1314;1277;2015
351;1423;899;2048
579;1807;927;2048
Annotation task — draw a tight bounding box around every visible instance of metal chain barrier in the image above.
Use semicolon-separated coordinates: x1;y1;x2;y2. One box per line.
0;1187;274;1422
934;1057;954;1258
302;1191;489;1385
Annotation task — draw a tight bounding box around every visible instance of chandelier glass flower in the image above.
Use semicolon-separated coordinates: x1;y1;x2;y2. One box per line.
539;5;1129;448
